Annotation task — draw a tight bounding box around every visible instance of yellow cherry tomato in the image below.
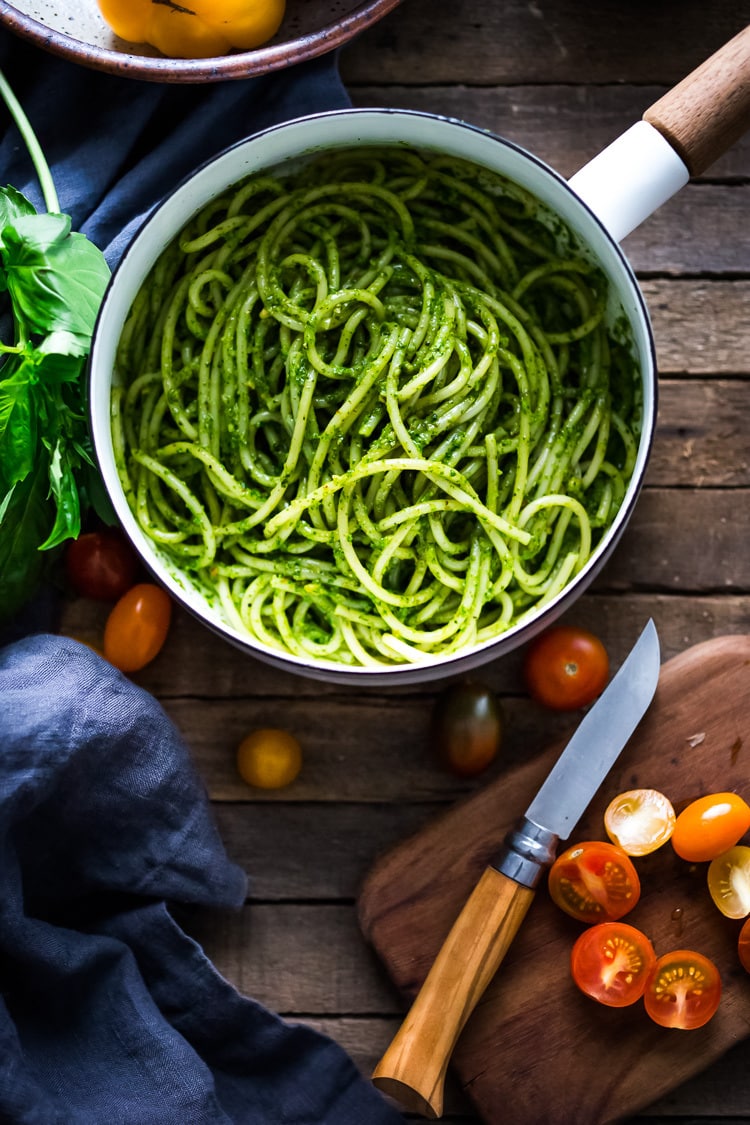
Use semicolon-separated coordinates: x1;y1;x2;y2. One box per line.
237;728;302;790
603;788;676;857
97;0;286;59
707;845;750;919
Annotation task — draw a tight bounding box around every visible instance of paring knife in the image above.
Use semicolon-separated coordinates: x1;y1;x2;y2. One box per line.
371;619;661;1119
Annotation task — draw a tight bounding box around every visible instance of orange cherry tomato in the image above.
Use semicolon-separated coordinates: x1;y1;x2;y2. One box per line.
603;788;676;857
431;681;503;778
523;625;609;711
707;845;750;919
671;792;750;863
738;917;750;973
570;922;657;1007
548;840;641;923
236;728;302;789
643;950;722;1030
103;582;172;672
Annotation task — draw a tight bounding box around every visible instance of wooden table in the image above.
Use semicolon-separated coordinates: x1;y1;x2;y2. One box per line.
61;2;750;1121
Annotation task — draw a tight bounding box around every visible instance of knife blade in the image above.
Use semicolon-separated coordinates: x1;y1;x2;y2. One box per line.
371;620;660;1120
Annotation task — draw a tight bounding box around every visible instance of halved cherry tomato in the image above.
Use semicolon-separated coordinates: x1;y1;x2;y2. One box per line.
707;845;750;919
431;682;503;778
237;728;302;790
643;950;722;1029
604;788;676;857
570;922;657;1007
66;528;140;600
738;917;750;973
103;582;172;672
523;625;609;711
548;840;641;923
671;792;750;863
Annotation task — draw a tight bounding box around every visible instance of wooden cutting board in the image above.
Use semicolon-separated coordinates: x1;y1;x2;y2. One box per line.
358;635;750;1124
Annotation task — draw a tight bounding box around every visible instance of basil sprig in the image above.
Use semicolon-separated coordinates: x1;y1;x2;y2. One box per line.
0;71;111;620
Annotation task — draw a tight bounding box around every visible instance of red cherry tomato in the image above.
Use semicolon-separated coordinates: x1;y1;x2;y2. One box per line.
671;792;750;863
738;917;750;973
548;840;641;923
66;528;140;600
523;625;609;710
570;922;657;1007
103;583;172;672
643;950;722;1030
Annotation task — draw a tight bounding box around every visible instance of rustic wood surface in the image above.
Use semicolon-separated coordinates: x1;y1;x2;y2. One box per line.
60;1;750;1121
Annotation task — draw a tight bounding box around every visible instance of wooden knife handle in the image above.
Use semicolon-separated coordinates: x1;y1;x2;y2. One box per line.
371;866;535;1119
643;24;750;176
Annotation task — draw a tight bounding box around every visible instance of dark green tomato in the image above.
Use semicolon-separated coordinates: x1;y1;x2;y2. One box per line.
431;682;503;778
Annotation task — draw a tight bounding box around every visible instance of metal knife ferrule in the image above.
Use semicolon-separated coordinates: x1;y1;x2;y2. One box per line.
493;816;559;889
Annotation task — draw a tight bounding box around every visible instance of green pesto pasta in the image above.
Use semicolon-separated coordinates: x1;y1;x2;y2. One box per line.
111;147;641;668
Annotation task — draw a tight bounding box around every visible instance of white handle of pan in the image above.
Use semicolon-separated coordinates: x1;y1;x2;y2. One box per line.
568;121;689;243
569;24;750;243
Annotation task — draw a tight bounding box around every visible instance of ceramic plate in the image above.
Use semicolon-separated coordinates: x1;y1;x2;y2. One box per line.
0;0;401;82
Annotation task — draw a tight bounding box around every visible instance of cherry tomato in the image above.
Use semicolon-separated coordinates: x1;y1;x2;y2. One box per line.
431;681;503;778
604;788;676;857
707;845;750;919
671;792;750;863
66;528;141;600
643;950;722;1030
570;922;656;1007
523;625;609;711
237;728;302;789
738;917;750;973
548;840;641;923
103;582;172;672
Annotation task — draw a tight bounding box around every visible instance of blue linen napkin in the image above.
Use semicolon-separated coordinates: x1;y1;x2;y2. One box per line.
0;635;405;1124
0;31;405;1125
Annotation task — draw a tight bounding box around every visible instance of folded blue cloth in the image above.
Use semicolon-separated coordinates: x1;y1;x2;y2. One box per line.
0;634;404;1124
0;32;404;1125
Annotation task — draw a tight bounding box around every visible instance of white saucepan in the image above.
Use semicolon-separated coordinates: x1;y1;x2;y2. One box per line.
88;26;750;685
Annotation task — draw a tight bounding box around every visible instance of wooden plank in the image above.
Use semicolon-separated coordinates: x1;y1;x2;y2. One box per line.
214;802;445;898
60;590;750;718
644;283;750;376
56;595;749;808
597;488;750;590
622;188;750;274
341;0;750;87
347;86;750;181
649;381;750;486
184;902;387;1012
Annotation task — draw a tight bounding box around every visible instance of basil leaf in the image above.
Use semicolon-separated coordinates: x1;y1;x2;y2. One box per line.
2;213;110;339
38;328;90;360
0;185;36;250
0;360;36;487
0;461;55;621
40;435;81;550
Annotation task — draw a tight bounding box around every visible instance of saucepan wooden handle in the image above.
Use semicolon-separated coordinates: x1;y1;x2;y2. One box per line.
644;23;750;176
371;866;535;1119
